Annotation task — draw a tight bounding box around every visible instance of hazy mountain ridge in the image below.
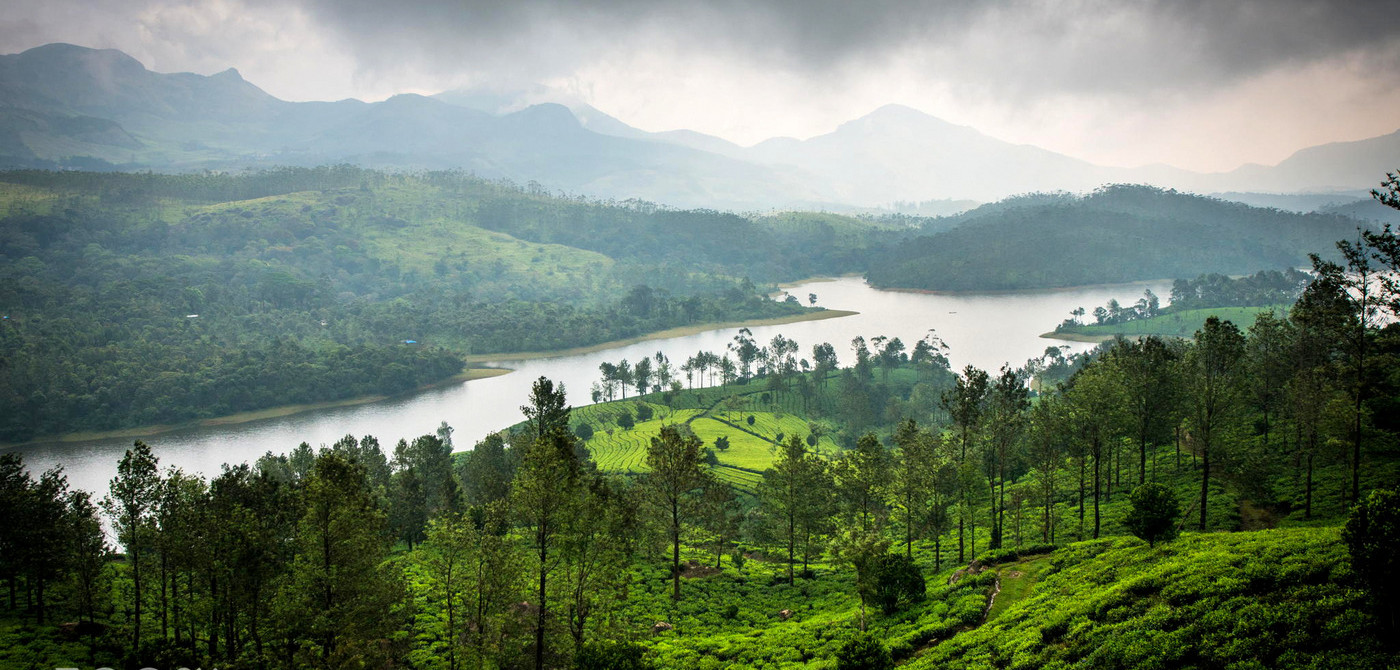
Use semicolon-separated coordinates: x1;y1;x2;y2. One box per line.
2;44;1396;209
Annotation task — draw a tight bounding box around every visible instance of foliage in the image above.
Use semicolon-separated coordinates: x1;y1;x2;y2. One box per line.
1123;482;1181;547
1343;488;1400;634
835;631;894;670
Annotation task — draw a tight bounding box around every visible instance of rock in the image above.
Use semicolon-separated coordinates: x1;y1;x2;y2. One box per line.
652;621;674;634
779;609;793;620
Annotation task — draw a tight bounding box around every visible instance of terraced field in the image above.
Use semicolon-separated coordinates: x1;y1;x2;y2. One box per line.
576;397;840;493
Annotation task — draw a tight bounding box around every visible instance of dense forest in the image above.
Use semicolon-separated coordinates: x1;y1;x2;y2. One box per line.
0;168;831;441
5;194;1400;667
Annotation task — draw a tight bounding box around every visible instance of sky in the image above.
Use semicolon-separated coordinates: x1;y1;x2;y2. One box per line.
2;0;1397;172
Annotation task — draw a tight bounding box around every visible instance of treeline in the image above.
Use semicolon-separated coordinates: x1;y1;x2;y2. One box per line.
1057;268;1311;330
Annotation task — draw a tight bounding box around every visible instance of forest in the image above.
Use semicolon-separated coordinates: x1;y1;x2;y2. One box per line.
0;168;819;441
5;176;1400;668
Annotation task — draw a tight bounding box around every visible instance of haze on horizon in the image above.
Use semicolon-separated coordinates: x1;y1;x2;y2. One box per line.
1;0;1398;173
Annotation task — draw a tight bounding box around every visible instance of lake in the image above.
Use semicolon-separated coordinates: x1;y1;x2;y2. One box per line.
9;277;1168;495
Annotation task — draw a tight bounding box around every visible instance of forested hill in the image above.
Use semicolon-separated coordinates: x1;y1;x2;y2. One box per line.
0;167;862;441
865;185;1365;291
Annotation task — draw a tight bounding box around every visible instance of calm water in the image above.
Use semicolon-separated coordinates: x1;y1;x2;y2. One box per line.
8;277;1167;495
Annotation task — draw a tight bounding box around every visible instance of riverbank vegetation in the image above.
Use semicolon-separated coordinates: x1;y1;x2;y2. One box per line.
1049;269;1309;340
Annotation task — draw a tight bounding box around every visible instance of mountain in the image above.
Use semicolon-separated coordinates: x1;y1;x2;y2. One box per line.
866;184;1365;291
0;44;828;210
2;44;1395;208
1215;130;1400;194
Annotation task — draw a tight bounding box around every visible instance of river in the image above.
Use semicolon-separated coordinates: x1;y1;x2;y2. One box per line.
8;277;1168;495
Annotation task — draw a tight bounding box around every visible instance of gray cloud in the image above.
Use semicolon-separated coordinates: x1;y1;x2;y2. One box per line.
280;0;1400;97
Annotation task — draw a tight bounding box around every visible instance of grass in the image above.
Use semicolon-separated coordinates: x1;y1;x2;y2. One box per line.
1046;305;1288;341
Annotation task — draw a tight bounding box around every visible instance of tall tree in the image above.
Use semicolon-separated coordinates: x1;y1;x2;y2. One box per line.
644;425;708;601
941;365;988;561
513;377;581;670
282;450;404;667
833;433;893;534
1186;317;1245;531
986;366;1029;549
104;440;161;651
890;419;937;558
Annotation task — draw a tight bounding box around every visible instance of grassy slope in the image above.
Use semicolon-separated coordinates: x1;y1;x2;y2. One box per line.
1048;305;1286;341
911;528;1388;670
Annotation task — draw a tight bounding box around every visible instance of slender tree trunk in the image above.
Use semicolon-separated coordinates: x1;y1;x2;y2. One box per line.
1305;451;1314;521
1093;434;1101;540
1077;457;1085;541
1199;436;1210;532
672;503;682;600
535;535;547;670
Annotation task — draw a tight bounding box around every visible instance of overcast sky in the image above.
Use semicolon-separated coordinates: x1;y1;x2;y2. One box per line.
3;0;1397;172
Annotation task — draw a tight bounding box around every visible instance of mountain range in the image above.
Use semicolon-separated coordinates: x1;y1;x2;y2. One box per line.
2;43;1396;210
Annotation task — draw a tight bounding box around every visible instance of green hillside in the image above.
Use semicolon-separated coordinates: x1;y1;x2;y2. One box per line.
867;185;1361;291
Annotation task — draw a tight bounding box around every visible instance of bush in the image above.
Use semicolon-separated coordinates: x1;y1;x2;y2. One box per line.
1344;487;1400;633
715;435;730;451
865;553;926;615
1125;482;1181;547
617;410;635;430
635;403;654;421
835;631;893;670
576;640;654;670
574;422;594;440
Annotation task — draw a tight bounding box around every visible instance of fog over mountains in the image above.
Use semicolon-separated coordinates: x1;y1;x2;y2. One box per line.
2;43;1396;211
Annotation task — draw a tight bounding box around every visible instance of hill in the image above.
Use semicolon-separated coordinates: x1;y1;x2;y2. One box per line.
866;185;1363;291
0;167;843;442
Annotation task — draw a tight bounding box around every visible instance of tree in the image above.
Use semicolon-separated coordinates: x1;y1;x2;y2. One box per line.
422;514;479;670
644;425;708;600
1109;336;1180;486
759;436;831;583
282;450;404;667
632;357;653;397
1343;488;1400;634
890;419;936;557
513;376;581;670
698;477;741;568
104;440;161;651
833;433;892;534
941;365;988;561
986;365;1029;549
1123;482;1181;547
1186;317;1245;530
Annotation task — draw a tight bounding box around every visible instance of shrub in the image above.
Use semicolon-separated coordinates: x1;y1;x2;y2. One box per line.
576;640;654;670
864;553;926;615
617;410;635;430
715;435;730;451
836;632;893;670
635;403;654;421
1124;482;1181;547
1343;487;1400;633
574;422;594;440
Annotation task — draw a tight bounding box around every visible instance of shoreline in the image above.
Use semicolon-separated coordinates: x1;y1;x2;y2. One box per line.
464;309;859;364
3;367;513;448
880;278;1174;297
1039;331;1116;343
